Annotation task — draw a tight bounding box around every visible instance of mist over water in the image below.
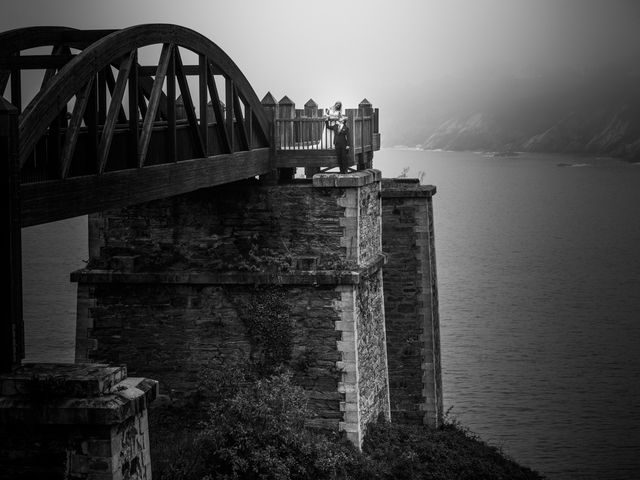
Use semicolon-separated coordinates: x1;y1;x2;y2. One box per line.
22;150;640;479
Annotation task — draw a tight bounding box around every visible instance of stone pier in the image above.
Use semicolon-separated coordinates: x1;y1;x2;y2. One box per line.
381;178;443;427
73;170;391;446
0;363;157;479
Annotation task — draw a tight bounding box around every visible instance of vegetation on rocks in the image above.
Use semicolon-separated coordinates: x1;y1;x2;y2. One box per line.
150;368;544;480
233;287;294;374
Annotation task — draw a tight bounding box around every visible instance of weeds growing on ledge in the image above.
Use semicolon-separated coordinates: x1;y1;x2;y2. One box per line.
150;368;544;480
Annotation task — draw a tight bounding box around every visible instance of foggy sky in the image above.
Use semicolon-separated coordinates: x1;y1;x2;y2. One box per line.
4;0;640;114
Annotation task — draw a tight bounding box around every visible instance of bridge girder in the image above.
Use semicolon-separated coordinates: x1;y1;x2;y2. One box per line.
0;24;273;226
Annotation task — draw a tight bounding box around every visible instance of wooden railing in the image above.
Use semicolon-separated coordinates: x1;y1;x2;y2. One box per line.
261;94;380;172
348;110;380;156
273;111;379;153
275;117;330;150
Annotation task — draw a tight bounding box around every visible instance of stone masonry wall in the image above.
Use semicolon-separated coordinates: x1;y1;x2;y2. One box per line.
381;178;443;427
77;282;343;427
74;170;390;443
87;178;358;273
356;268;391;430
0;406;151;480
358;182;382;265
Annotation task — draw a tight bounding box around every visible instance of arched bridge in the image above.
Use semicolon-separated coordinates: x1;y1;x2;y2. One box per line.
1;23;380;371
2;24;273;227
1;24;380;228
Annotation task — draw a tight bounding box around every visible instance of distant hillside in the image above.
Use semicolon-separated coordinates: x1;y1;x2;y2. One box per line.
412;70;640;160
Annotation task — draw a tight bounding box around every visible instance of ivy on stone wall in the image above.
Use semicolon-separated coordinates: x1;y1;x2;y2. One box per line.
234;287;294;374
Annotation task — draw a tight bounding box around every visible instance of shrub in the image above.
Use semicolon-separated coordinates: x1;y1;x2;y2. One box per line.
152;370;543;480
149;403;207;480
195;367;362;480
362;418;544;480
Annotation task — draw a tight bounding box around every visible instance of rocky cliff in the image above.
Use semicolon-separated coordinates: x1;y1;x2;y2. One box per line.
419;71;640;160
423;104;640;159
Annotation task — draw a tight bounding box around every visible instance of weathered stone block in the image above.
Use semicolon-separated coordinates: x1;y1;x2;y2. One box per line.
0;363;156;480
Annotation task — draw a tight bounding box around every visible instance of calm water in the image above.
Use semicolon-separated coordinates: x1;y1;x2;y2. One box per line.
22;217;87;364
22;149;640;479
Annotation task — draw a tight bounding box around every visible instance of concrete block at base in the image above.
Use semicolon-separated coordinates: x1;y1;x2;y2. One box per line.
0;363;158;480
313;169;381;188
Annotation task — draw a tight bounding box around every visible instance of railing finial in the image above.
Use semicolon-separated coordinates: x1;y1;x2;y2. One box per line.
359;98;373;116
261;91;276;106
278;95;294;107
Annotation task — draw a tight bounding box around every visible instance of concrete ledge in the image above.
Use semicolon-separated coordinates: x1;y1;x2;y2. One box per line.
381;178;436;197
0;364;158;425
0;363;126;398
313;169;381;188
70;254;386;285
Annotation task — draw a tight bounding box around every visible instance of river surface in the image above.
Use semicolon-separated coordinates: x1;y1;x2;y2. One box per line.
22;149;640;479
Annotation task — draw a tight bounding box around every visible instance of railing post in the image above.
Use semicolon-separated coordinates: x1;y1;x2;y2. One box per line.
303;98;318;144
359;110;365;170
278;95;295;181
294;109;303;145
371;106;379;167
1;97;24;373
304;98;318;117
261;91;277;112
304;98;321;178
261;92;278;183
278;95;295;148
358;98;373;117
373;107;379;134
345;108;357;171
358;99;373;170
